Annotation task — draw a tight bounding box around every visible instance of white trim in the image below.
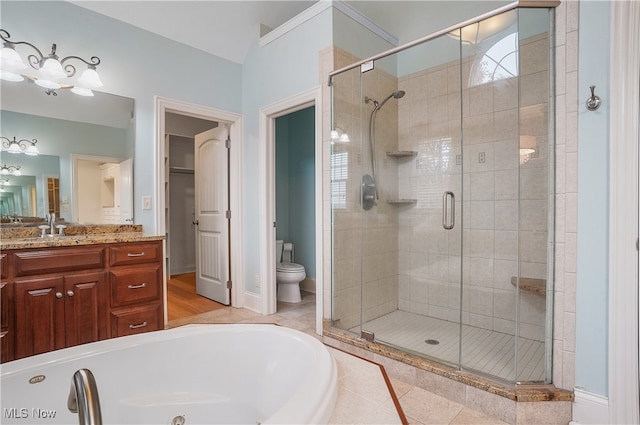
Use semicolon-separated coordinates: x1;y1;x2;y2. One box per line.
155;97;244;322
259;0;398;49
243;291;262;314
608;2;640;424
258;87;324;335
331;0;399;47
70;153;124;223
571;389;609;425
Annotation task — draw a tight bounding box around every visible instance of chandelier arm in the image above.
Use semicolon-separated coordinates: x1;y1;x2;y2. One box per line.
60;55;101;68
0;29;46;66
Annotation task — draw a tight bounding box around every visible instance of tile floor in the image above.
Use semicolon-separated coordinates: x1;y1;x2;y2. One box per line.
167;292;509;425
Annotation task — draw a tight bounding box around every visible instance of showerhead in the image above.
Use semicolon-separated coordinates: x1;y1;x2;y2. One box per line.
376;90;406;110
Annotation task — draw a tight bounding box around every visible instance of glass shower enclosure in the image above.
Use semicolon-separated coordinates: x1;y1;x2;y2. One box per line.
329;5;555;384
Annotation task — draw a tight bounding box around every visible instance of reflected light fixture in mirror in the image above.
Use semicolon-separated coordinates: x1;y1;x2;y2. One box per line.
448;11;516;45
1;136;38;155
0;164;21;176
0;29;103;97
330;128;350;144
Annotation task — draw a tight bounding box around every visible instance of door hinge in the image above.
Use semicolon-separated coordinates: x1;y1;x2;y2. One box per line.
225;137;230;149
226;210;231;219
226;280;232;289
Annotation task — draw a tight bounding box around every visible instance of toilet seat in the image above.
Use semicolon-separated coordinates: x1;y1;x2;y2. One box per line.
276;262;305;273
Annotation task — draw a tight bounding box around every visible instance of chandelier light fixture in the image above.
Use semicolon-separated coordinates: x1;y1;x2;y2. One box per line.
0;29;103;96
0;164;22;176
1;136;39;156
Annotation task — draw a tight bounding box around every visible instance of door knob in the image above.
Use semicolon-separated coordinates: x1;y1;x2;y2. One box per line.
192;220;199;226
67;290;74;297
55;292;63;299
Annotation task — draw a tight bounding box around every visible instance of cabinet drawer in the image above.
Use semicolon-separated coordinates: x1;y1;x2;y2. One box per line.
110;304;162;337
14;247;106;277
109;242;162;266
110;265;161;307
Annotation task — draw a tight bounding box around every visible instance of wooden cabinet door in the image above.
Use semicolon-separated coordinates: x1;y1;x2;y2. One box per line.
1;281;14;363
15;277;65;359
64;272;108;347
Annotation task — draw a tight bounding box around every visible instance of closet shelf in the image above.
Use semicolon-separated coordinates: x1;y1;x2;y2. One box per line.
386;151;417;157
387;199;417;205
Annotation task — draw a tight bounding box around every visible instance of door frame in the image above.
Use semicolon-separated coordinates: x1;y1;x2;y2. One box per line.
259;87;323;335
155;96;244;316
609;1;640;422
70;154;125;223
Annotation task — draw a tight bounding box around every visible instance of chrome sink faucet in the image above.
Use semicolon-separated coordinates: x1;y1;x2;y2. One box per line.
48;212;56;235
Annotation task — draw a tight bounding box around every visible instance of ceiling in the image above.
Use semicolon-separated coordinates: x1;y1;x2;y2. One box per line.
69;1;509;64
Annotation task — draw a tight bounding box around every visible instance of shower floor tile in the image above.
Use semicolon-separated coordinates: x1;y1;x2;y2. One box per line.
353;310;545;382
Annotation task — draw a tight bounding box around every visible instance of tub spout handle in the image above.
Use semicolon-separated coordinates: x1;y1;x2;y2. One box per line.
68;369;103;425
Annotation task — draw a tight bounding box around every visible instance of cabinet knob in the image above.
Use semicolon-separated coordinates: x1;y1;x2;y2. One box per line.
67;290;74;297
55;292;63;299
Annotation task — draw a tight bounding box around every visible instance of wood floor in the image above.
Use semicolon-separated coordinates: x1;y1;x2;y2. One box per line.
167;272;226;322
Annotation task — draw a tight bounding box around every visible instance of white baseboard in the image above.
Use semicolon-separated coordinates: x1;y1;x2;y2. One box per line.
243;291;262;314
571;388;609;424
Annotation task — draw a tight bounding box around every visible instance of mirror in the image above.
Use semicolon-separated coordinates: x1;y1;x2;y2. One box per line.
0;79;135;225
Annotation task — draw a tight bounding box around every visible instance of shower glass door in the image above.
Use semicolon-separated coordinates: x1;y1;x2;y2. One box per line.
330;4;555;386
356;34;464;367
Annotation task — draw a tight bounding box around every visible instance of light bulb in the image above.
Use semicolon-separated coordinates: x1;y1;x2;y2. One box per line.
71;86;94;97
39;57;67;81
330;130;340;141
0;45;27;72
13;168;21;176
339;133;350;143
0;70;24;82
77;67;103;89
7;142;21;153
25;144;39;156
35;78;62;89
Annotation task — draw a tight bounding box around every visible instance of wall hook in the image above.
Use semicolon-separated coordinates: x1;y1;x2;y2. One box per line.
586;85;601;111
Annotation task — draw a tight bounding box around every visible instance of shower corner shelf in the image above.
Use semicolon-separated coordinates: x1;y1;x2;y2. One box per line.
510;276;547;296
386;150;417;157
387;199;417;205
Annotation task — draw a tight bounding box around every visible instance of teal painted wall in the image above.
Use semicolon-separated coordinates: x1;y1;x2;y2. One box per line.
275;107;316;279
575;0;610;397
241;7;332;293
1;1;242;233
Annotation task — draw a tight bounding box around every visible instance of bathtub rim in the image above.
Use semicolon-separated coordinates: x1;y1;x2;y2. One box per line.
1;323;339;425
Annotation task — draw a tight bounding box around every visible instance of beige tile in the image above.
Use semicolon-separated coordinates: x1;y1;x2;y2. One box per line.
450;408;509;425
465;386;516;424
340;367;392;405
329;386;379;425
389;377;414;399
356;406;403;425
515;401;572;425
399;387;464;425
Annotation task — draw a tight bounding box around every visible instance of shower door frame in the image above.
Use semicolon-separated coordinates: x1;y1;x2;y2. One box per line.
329;0;559;385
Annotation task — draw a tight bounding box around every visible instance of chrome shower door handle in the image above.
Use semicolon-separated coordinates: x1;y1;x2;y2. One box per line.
442;191;455;230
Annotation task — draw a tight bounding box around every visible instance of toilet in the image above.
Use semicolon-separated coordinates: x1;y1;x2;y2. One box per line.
276;240;306;303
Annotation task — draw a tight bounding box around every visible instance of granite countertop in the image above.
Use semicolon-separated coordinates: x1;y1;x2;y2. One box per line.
0;224;164;250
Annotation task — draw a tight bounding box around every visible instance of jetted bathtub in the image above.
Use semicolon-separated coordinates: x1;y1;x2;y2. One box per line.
1;324;338;424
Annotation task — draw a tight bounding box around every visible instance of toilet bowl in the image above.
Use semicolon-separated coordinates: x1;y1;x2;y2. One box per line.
276;240;306;303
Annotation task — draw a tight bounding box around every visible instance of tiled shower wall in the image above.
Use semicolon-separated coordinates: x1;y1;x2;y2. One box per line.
327;48;401;331
395;32;551;342
322;0;578;393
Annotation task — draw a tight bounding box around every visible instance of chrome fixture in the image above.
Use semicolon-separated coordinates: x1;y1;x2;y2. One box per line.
1;136;39;155
363;90;406;206
67;369;103;425
0;29;103;97
586;85;602;111
0;164;21;176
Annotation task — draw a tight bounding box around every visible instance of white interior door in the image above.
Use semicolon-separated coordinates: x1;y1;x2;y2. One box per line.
194;125;230;304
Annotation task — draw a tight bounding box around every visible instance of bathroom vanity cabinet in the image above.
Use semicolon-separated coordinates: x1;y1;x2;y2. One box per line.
1;240;164;362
